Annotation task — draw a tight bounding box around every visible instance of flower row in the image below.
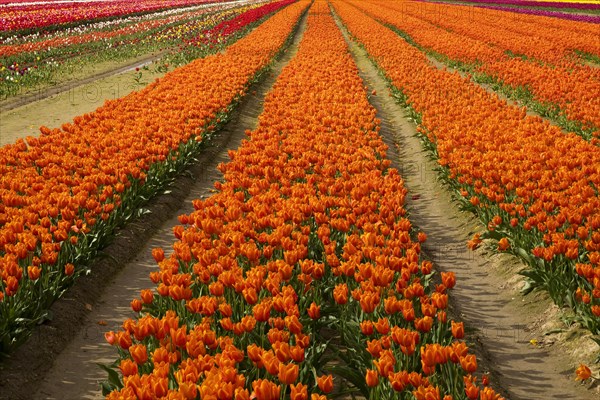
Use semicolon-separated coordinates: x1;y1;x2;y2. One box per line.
388;0;599;64
475;4;600;23
429;0;600;9
104;1;503;399
188;0;297;46
0;0;226;32
332;0;600;341
0;1;259;58
0;0;307;354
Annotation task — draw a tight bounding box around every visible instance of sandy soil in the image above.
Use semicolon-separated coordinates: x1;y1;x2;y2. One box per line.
0;11;309;400
0;57;166;147
333;9;600;400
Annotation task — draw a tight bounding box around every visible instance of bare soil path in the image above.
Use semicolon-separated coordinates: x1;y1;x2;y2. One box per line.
333;7;600;400
0;55;167;147
0;10;309;400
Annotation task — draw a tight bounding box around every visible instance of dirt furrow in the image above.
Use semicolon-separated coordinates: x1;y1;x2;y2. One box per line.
332;8;599;400
0;11;309;400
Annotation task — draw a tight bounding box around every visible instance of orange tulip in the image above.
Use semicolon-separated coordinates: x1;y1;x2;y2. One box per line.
333;283;348;304
27;265;41;281
359;291;380;313
64;263;75;276
290;383;308;400
273;342;291;363
252;379;280;400
129;344;148;365
389;371;408;392
497;238;510;251
307;302;321;320
451;321;465;339
467;234;482;251
289;345;305;363
285;315;303;335
152;248;165;263
464;377;480;400
316;374;333;393
140;289;153;305
575;364;592;381
460;355;478;374
374;318;390;335
365;369;379;387
119;359;138;377
130;299;143;313
360;320;374;336
278;362;299;385
243;287;258;305
441;271;456;289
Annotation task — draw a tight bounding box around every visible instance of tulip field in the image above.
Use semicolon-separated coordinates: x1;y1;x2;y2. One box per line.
0;0;299;99
1;0;600;399
0;0;231;32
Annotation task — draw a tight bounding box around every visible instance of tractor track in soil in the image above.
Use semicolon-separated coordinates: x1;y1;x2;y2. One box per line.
0;10;309;400
333;6;599;400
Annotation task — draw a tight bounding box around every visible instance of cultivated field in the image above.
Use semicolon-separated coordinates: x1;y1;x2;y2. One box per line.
0;0;599;399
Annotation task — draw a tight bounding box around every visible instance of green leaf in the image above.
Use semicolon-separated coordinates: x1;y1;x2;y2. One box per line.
326;365;369;397
520;279;536;295
515;247;535;266
97;363;123;390
481;230;503;241
100;381;114;396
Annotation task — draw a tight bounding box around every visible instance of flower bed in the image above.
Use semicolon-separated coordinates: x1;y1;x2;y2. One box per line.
0;1;277;99
104;2;504;399
0;0;307;355
387;0;600;62
476;4;600;23
188;0;296;45
427;0;600;10
0;0;226;32
348;0;600;139
332;0;600;346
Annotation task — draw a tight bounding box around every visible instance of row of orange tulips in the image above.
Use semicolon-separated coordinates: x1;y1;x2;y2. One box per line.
386;0;600;64
349;0;600;139
0;0;308;355
477;58;600;138
331;0;600;352
104;1;504;399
